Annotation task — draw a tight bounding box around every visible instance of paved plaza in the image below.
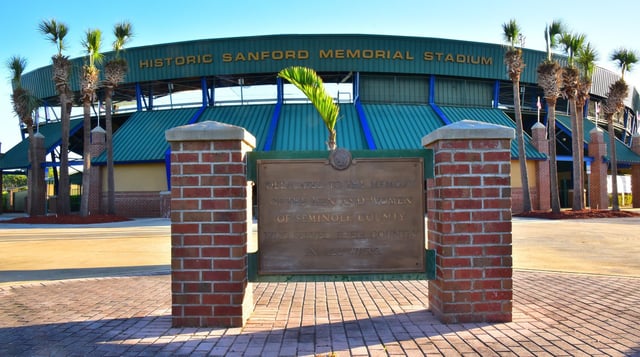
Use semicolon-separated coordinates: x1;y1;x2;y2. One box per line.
0;216;639;356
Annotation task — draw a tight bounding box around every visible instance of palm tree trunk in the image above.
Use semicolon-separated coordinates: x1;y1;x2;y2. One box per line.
57;94;71;215
327;130;337;151
105;86;115;214
513;81;531;212
577;102;585;207
577;101;586;209
607;113;619;211
570;100;584;210
80;99;92;217
547;101;561;213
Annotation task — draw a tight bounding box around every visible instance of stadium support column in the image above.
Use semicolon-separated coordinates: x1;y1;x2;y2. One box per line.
631;133;640;208
166;121;256;328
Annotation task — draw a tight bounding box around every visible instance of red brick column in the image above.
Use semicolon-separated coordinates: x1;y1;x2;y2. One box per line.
531;122;550;211
422;120;514;324
165;121;255;327
631;134;640;208
588;128;609;210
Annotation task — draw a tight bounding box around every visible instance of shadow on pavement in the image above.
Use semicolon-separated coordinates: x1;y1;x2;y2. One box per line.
0;265;170;284
0;309;454;356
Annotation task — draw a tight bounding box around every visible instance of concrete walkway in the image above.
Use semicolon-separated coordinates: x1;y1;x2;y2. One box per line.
0;216;639;356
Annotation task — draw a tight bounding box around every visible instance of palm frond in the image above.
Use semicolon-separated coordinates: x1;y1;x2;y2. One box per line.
7;55;27;86
610;48;638;79
113;21;133;53
544;19;566;61
502;19;520;48
38;19;69;56
576;42;598;81
278;66;339;148
547;20;565;48
560;32;586;66
82;29;103;68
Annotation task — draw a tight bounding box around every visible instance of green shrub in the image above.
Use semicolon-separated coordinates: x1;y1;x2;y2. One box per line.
609;194;633;207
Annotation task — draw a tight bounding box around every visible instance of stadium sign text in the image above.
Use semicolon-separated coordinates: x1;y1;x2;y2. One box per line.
138;49;493;69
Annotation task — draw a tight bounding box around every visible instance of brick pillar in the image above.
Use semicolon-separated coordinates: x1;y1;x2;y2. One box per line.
422;120;514;324
166;121;255;328
530;122;550;211
30;132;47;216
588;128;609;210
89;127;106;214
631;134;640;208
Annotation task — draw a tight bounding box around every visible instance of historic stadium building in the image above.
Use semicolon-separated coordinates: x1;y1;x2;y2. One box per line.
2;34;640;215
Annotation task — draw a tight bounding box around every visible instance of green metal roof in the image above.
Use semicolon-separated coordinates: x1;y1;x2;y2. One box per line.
439;106;546;160
22;34;554;100
556;114;640;164
198;105;274;151
0;119;83;170
270;103;366;151
94;108;198;163
363;104;443;150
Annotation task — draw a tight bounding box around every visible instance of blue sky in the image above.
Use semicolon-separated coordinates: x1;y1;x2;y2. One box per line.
1;0;639;150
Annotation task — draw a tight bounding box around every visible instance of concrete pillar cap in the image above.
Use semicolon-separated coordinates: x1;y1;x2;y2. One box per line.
422;120;515;147
166;120;256;149
531;122;545;129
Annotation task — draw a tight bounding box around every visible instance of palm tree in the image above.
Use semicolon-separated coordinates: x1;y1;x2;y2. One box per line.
277;66;339;150
605;48;637;211
103;21;133;215
537;20;565;213
7;56;41;216
79;29;103;216
559;32;586;210
39;18;72;215
575;43;597;209
611;48;638;80
502;19;531;212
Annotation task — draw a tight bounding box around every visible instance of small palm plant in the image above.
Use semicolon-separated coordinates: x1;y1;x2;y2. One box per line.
278;66;339;150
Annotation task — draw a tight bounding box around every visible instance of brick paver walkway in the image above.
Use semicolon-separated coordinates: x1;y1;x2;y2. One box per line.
1;271;639;356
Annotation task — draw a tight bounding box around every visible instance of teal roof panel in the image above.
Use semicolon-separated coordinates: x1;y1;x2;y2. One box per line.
94;108;198;163
22;34;554;100
363;104;443;150
439;106;546;160
198;105;275;151
0;119;83;170
557;114;640;164
270;104;366;151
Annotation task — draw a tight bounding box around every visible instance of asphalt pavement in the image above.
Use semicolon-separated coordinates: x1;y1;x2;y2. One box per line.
0;213;638;356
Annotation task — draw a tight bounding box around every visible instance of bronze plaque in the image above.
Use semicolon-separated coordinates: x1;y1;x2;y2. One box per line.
257;157;425;274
